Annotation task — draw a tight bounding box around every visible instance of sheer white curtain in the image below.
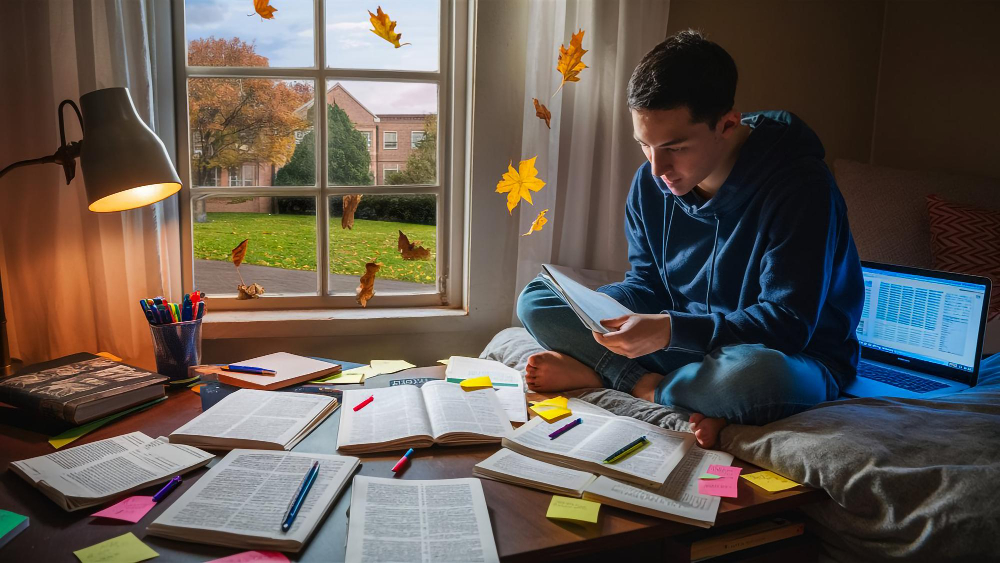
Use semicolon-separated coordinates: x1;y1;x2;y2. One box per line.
0;0;180;368
513;0;669;300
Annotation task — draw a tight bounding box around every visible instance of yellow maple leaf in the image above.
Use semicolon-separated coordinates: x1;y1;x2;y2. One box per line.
522;209;549;236
496;156;546;214
252;0;277;20
369;6;411;48
533;98;551;129
554;29;588;96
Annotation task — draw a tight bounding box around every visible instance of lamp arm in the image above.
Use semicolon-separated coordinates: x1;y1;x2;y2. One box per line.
0;99;84;184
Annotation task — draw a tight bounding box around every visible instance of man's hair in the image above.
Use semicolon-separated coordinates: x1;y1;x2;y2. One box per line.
627;29;738;128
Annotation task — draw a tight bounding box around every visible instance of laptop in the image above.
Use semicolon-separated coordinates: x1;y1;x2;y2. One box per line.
843;261;992;399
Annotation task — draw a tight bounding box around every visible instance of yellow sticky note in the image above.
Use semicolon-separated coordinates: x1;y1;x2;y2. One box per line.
311;366;372;385
73;532;159;563
369;360;416;375
531;396;568;409
534;406;572;422
437;358;450;365
95;352;123;362
741;471;801;492
546;495;600;524
460;376;493;390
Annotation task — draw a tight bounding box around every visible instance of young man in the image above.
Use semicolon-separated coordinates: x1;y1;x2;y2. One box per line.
517;30;864;448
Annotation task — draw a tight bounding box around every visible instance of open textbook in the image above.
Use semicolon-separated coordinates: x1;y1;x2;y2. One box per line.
169;389;338;451
337;381;513;454
474;449;597;497
541;264;633;334
345;476;500;563
9;432;213;511
444;356;527;423
148;450;360;553
502;398;695;487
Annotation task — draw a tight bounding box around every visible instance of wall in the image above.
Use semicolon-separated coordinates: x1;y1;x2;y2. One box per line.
666;0;885;167
870;1;1000;178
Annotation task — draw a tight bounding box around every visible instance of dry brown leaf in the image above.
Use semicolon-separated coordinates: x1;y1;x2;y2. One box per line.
252;0;277;20
398;230;431;260
554;29;588;96
231;239;249;268
356;262;380;307
522;209;549;236
342;194;362;230
369;6;411;48
533;98;551;129
236;282;265;300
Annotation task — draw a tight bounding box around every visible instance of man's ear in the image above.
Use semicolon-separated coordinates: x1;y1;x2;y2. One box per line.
717;109;742;136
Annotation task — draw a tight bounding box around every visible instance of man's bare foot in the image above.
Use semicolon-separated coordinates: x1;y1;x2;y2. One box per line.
688;413;727;449
630;372;664;403
525;351;603;392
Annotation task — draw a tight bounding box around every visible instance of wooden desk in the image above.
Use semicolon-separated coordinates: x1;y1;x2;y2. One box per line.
0;366;824;562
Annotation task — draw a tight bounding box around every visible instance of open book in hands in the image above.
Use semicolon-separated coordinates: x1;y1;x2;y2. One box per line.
336;381;514;455
540;264;634;334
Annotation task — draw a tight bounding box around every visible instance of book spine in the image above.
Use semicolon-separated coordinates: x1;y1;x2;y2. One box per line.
691;522;805;560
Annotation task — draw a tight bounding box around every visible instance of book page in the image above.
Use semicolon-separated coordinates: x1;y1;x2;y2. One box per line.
567;419;692;481
337;386;433;449
474;449;596;495
420;381;513;440
170;389;333;447
541;264;634;334
504;411;613;456
444;357;527;423
148;450;359;548
11;432;213;502
345;476;500;563
583;447;734;525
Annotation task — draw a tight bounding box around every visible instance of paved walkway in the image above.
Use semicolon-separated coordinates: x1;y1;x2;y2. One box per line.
194;259;433;295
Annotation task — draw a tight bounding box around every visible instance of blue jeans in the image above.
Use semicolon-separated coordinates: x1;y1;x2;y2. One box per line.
516;276;841;425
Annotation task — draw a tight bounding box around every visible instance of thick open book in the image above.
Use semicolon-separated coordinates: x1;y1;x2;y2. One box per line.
336;381;513;455
474;449;598;497
541;264;633;334
9;432;213;511
346;476;500;563
168;389;338;451
444;356;527;423
502;398;695;488
148;450;360;553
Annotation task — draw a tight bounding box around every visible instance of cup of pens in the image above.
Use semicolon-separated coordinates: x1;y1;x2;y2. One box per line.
142;292;206;384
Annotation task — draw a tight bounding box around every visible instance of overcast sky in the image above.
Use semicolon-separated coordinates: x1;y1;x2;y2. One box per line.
185;0;439;114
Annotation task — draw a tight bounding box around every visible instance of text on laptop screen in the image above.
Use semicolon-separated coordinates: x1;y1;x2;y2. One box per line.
858;267;987;372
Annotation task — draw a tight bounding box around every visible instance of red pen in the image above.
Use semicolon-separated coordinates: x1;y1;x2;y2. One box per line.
392;448;415;473
353;395;374;411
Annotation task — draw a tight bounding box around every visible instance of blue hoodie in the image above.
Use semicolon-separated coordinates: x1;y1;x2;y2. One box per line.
599;111;864;384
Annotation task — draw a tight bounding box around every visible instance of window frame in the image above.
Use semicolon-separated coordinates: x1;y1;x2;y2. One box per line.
411;130;426;148
361;130;372;149
383;130;398;150
382;164;400;183
173;0;465;312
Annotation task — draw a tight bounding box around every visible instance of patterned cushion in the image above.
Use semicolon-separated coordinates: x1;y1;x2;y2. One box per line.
926;194;1000;321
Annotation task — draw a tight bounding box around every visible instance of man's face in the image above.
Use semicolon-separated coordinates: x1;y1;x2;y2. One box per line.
631;106;733;197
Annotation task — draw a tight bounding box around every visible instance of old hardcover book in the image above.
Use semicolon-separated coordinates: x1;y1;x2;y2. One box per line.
0;353;166;424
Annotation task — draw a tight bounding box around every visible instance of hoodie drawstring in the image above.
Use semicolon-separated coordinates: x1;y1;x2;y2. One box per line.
662;197;676;308
706;216;720;314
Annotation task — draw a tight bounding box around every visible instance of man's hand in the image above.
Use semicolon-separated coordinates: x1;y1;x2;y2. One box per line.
593;314;671;358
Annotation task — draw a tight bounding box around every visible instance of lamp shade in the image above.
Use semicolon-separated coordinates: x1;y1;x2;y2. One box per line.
79;87;181;212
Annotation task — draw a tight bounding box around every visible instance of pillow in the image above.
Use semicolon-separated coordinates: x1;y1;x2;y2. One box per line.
926;194;1000;321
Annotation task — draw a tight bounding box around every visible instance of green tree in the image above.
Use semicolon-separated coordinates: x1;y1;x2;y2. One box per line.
386;114;437;185
275;103;374;187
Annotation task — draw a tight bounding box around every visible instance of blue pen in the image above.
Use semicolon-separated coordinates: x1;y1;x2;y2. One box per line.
282;461;319;532
223;365;277;375
182;299;193;322
153;475;182;502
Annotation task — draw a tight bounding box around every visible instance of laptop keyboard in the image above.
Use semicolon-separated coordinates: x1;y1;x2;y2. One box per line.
858;363;949;394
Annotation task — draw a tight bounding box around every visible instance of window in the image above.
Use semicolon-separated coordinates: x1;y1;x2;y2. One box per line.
411;130;425;148
177;0;460;310
383;131;398;150
383;164;400;184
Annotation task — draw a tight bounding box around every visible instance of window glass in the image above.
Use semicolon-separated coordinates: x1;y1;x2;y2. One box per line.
325;0;439;71
185;0;315;68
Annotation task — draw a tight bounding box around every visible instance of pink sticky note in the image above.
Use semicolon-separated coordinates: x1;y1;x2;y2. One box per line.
91;495;157;523
209;551;291;563
698;476;739;498
707;464;742;479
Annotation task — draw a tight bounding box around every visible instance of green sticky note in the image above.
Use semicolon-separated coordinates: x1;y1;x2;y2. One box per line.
73;532;158;563
698;473;722;480
49;397;167;450
0;509;28;537
546;495;601;525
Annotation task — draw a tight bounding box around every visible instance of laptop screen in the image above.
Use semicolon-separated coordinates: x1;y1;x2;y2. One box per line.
858;263;990;382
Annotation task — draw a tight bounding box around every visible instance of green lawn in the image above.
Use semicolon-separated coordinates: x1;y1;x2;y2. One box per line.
193;212;436;284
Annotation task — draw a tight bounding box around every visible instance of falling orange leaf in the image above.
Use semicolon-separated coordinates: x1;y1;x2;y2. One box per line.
356;262;380;307
342;194;362;230
252;0;277;20
495;156;546;214
533;98;551;129
231;239;249;268
554;29;587;96
522;209;549;236
398;230;431;260
369;6;411;48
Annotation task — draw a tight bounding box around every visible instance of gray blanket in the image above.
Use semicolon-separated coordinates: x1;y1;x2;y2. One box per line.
481;327;1000;562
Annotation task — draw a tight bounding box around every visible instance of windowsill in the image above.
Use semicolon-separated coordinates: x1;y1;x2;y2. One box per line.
202;307;469;340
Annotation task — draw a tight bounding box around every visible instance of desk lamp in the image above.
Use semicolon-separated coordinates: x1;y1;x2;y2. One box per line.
0;87;181;376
